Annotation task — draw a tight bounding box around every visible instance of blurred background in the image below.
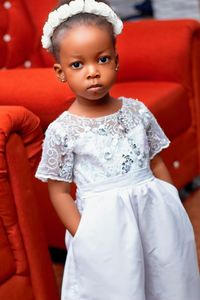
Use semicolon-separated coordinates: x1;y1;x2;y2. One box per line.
110;0;200;20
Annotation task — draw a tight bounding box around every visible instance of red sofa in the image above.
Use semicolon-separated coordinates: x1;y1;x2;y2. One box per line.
0;107;59;299
0;1;200;296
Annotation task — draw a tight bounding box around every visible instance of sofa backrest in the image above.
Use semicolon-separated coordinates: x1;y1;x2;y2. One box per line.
1;0;200;94
0;0;56;69
116;19;200;94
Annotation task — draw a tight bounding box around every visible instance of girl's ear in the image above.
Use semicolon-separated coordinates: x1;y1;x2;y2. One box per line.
53;63;67;83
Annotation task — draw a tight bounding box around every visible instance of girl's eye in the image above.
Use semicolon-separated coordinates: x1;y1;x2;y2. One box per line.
71;62;83;69
98;56;110;64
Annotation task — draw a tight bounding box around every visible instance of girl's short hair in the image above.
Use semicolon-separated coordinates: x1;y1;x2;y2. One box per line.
51;0;116;61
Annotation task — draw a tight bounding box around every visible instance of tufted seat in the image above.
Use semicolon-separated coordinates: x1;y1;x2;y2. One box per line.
0;0;35;68
0;0;56;69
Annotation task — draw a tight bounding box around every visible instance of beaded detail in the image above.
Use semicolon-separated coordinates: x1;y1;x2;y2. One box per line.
35;98;170;186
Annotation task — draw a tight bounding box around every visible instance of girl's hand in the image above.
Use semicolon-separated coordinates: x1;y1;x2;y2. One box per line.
150;154;173;184
72;217;81;237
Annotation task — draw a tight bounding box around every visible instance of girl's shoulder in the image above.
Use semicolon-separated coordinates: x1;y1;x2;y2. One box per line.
45;110;72;138
121;97;149;115
122;97;154;129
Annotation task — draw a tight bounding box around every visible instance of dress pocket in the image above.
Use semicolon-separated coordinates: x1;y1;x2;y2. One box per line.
72;202;89;244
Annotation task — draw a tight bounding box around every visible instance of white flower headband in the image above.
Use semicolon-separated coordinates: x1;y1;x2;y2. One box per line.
42;0;123;49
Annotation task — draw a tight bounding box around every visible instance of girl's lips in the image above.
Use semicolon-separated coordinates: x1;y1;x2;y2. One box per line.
87;84;104;92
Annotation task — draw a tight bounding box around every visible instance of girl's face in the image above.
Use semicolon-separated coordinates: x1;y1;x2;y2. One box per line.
54;24;118;103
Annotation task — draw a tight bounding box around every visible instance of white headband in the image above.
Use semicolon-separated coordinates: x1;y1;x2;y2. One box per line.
42;0;123;49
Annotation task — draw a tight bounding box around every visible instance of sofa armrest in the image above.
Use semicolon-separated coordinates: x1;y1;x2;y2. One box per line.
0;106;59;299
117;19;200;92
0;106;43;168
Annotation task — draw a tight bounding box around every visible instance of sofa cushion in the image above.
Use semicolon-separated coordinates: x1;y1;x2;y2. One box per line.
0;69;190;139
111;81;190;140
0;68;74;129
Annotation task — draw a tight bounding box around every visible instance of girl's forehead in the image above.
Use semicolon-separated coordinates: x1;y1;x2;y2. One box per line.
59;24;114;55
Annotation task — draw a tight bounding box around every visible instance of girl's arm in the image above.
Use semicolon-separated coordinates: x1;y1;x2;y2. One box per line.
48;180;81;236
150;154;173;184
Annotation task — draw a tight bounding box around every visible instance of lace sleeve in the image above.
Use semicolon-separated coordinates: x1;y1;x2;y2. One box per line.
139;101;170;159
35;123;74;183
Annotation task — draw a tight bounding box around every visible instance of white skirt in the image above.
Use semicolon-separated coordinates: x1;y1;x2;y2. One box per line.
61;168;200;300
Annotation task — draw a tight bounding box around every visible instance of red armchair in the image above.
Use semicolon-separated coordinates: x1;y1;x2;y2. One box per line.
0;0;200;277
0;107;59;299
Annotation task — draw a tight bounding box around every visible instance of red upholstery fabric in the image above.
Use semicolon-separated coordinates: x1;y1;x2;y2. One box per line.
0;0;35;68
0;107;59;299
0;0;57;68
0;1;8;66
23;0;57;67
117;20;197;91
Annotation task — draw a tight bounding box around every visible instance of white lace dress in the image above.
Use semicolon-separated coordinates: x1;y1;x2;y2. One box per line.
35;98;200;300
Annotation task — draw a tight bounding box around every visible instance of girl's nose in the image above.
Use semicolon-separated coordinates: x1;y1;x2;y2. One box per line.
86;65;100;79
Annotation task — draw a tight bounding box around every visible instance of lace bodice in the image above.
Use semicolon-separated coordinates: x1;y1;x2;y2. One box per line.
35;98;170;187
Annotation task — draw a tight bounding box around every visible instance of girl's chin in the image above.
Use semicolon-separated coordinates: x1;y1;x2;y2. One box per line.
82;92;110;101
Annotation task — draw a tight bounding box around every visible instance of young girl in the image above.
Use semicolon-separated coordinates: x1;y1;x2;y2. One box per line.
35;0;200;299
